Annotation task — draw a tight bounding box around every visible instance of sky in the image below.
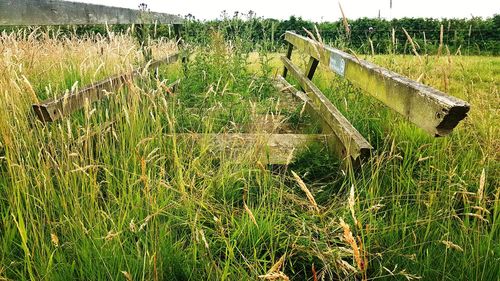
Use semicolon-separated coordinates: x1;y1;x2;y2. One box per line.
70;0;499;21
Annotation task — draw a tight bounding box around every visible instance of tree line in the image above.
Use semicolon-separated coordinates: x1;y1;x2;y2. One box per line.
180;13;499;55
2;14;498;55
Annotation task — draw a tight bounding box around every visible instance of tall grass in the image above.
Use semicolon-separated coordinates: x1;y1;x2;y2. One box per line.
0;24;498;281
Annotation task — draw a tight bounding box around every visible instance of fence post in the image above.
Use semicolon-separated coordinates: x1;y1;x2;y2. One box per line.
174;24;188;73
282;42;294;78
136;24;152;62
305;57;319;80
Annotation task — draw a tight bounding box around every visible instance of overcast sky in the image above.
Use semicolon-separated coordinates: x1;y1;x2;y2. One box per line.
71;0;499;21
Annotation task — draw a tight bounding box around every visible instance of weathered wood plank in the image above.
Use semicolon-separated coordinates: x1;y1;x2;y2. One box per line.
32;52;179;122
281;57;372;162
0;0;183;26
275;74;371;166
173;24;188;72
177;133;329;165
274;75;337;143
284;31;470;137
274;75;310;103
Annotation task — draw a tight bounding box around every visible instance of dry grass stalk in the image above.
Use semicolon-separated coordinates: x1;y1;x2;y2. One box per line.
244;203;258;227
339;218;366;273
312;263;318;281
338;2;350;36
291;171;320;213
347;48;361;64
269;254;286;273
303;27;317;42
50;233;59;247
464;213;489;223
303;27;322;59
314;25;324;45
442;68;449;92
423;31;427;52
391;28;396;53
367;203;384;212
140;157;148;186
0;267;7;281
199;229;209;249
21;75;39;103
478;168;485;204
383;267;422;280
472;206;490;214
121;271;133;281
368;38;375;56
285;147;295;166
104;230;120;241
337;258;357;274
402;28;422;63
129;219;137;233
416;73;424;83
256;160;267;172
299;100;307;117
445;45;452;64
438;24;444;56
441;240;464;252
258;272;290;281
348;185;358;226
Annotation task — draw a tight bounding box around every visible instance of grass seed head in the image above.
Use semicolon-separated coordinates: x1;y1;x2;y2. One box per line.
292;171;320;213
121;271;133;281
268;254;286;273
50;233;59;247
441;240;464;252
244;203;258;227
339;218;366;273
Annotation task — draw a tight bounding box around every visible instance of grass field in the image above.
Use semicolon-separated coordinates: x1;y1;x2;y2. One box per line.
0;29;498;280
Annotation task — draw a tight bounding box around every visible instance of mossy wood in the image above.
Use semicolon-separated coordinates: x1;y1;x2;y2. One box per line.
284;31;470;137
281;57;372;162
0;0;183;25
32;53;179;122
